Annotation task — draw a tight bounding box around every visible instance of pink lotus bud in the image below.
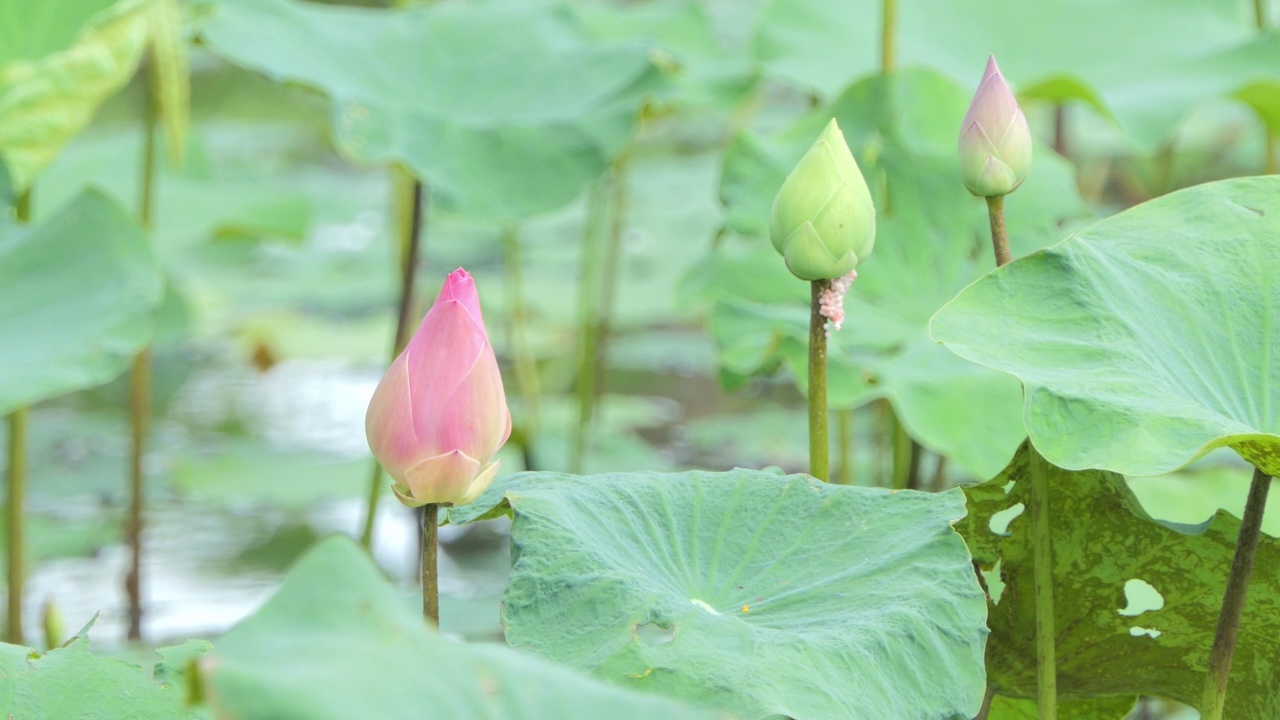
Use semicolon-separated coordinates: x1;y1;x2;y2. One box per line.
365;268;512;508
959;55;1033;198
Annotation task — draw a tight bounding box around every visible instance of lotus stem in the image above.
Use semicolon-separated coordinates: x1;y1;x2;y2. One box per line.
808;280;830;482
501;224;541;466
5;407;27;645
880;0;897;73
125;67;159;642
1256;0;1267;31
891;412;912;490
985;195;1011;267
1028;450;1058;720
361;168;426;551
571;179;610;474
592;155;630;425
1052;104;1068;159
1200;466;1272;720
421;503;439;625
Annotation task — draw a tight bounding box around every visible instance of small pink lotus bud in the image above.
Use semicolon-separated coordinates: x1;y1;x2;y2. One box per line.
959;55;1032;198
365;268;512;507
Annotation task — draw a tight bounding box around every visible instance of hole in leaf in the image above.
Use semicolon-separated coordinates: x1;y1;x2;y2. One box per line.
988;503;1025;536
636;623;674;646
1118;579;1164;617
1129;626;1162;638
981;558;1005;605
1001;481;1016;495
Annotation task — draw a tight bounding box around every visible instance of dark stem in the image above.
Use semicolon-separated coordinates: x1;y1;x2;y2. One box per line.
125;65;159;643
1052;104;1068;159
1029;450;1058;719
1256;0;1267;30
835;408;853;485
880;0;897;73
5;408;26;645
360;171;427;551
421;503;439;625
985;195;1011;267
807;280;830;482
1199;466;1272;720
571;178;610;474
930;455;950;492
891;411;911;490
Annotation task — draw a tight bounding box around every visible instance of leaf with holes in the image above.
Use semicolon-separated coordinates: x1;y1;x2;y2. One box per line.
960;442;1280;716
473;468;987;719
933;176;1280;477
0;0;151;192
201;0;666;222
0;190;162;416
203;536;727;720
692;68;1087;479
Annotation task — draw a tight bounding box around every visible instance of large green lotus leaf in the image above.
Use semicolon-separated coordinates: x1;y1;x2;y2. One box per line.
204;535;727;720
0;630;202;718
959;442;1280;716
456;469;987;719
932;176;1280;477
201;0;666;222
692;68;1087;478
0;190;162;416
0;0;150;192
752;0;1275;149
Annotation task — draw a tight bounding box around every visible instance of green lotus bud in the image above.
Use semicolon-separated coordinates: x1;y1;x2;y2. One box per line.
768;119;876;282
959;55;1032;197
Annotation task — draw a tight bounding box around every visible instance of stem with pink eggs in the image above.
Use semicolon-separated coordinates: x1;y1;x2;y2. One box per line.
808;280;830;482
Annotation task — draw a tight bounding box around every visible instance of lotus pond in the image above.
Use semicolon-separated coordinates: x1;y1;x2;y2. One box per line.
3;1;1280;719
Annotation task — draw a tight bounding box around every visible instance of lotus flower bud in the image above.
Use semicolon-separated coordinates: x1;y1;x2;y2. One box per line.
768;119;876;282
959;55;1033;197
365;268;512;508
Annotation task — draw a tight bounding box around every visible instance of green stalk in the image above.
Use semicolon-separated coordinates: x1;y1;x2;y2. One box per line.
7;191;32;645
835;408;853;485
985;195;1011;267
125;64;159;643
360;168;426;551
880;0;897;73
1256;0;1267;31
1029;450;1058;720
1199;466;1272;719
592;155;631;416
570;179;610;474
1266;131;1276;175
421;503;439;625
5;407;27;645
1052;104;1068;159
890;413;912;491
501;224;541;466
808;280;830;482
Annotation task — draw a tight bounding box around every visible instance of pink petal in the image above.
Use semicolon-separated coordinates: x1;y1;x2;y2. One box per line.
403;299;488;448
433;267;486;327
364;352;419;483
430;339;511;463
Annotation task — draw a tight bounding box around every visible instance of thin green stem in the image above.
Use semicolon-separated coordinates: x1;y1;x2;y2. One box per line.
1256;0;1267;31
571;179;610;474
1029;450;1058;720
835;408;853;485
361;169;426;551
502;225;541;462
6;408;27;645
986;195;1011;267
1199;466;1272;720
880;0;897;73
421;503;439;625
125;63;159;643
7;191;31;646
1266;130;1276;175
890;412;912;491
808;280;830;482
593;155;630;414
